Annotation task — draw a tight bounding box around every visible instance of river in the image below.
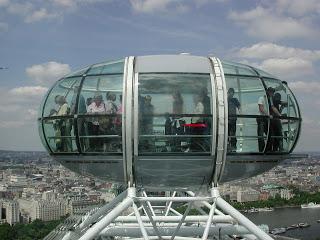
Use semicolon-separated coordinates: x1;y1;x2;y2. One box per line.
245;207;320;240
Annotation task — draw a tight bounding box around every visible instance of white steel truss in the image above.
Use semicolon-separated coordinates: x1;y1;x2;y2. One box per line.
60;186;273;240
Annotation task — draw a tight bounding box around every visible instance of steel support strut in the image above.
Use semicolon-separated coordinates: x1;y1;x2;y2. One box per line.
62;186;272;240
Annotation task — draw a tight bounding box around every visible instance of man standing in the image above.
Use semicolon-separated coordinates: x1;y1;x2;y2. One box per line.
257;87;281;152
227;88;240;152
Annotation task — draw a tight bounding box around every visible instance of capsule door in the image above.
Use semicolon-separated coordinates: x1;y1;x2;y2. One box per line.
132;55;216;190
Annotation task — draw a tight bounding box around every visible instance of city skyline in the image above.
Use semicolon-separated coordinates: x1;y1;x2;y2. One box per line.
0;0;319;151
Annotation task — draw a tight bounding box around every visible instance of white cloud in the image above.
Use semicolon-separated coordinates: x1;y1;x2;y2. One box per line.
0;0;8;7
234;42;320;61
9;86;48;97
26;62;71;86
129;0;208;14
6;2;33;16
0;120;26;128
290;81;320;94
52;0;75;8
4;0;108;24
6;3;59;23
228;6;319;40
129;0;225;13
0;86;48;129
275;0;320;17
259;58;314;79
52;0;111;9
130;0;175;13
231;42;320;80
25;8;59;23
0;22;8;32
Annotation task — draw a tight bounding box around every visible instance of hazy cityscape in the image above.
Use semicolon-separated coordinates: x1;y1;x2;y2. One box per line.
0;150;319;239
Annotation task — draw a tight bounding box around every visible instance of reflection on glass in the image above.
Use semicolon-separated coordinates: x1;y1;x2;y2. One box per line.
138;73;212;154
221;61;258;76
87;60;124;75
225;76;266;153
43;118;77;153
78;73;123;153
43;77;82;117
78;115;122;153
234;117;264;153
224;73;301;154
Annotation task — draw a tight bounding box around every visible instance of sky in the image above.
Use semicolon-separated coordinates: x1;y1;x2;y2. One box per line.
0;0;319;151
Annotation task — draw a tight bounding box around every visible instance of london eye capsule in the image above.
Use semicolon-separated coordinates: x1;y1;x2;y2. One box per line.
38;55;302;190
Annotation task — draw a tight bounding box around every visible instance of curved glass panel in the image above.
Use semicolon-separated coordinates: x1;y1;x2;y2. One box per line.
224;76;267;153
38;119;51;152
221;61;258;76
38;87;50;118
282;83;300;118
78;74;123;153
43;77;82;117
253;67;277;78
87;60;124;75
65;66;90;78
282;83;301;152
263;78;301;153
43;118;78;153
138;73;212;154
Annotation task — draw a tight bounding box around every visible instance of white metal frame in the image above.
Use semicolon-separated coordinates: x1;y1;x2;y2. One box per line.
60;186;273;240
125;56;135;183
210;57;228;184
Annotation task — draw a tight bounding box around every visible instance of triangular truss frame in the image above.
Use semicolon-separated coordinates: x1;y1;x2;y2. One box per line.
62;186;273;240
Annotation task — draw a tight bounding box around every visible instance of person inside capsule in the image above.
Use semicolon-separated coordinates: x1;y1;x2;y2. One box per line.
257;87;282;152
103;92;118;152
189;93;206;152
87;93;106;151
53;95;71;152
140;95;154;151
171;89;184;151
227;88;240;152
272;92;287;152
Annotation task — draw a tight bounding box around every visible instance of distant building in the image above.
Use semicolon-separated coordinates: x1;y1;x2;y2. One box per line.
259;191;270;201
10;174;27;183
67;199;103;215
260;184;281;198
18;198;33;223
31;200;66;221
42;190;57;201
0;200;20;225
280;189;294;200
31;174;44;181
237;189;260;203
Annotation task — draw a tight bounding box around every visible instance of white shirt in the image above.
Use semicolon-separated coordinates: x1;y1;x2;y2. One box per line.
192;102;204;123
105;100;117;114
57;103;69;116
87;102;106;113
87;102;106;125
258;96;272;115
